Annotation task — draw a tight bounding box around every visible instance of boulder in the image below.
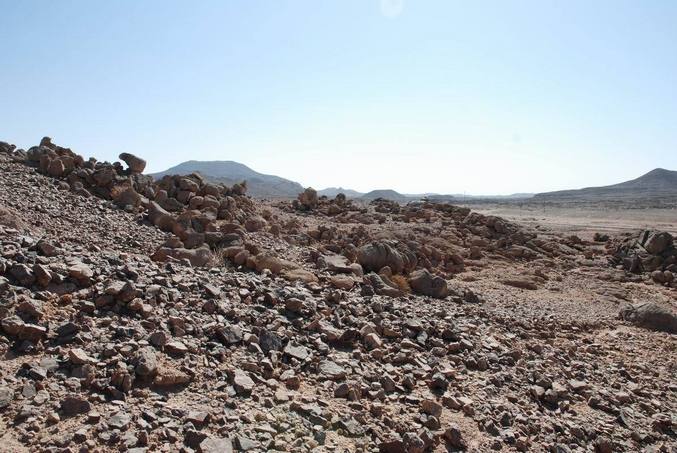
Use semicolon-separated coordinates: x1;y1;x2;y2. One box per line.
148;201;176;231
118;152;146;174
318;253;353;273
620;302;677;333
357;241;416;275
644;231;673;255
111;186;141;207
408;269;449;299
61;395;91;416
152;246;212;267
134;347;158;377
200;437;233;453
501;278;538;290
281;268;318;284
244;215;267;232
251;254;298;274
297;187;318;210
47;158;66;177
364;273;403;298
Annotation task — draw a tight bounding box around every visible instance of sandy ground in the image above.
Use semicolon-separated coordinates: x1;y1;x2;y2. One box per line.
465;203;677;239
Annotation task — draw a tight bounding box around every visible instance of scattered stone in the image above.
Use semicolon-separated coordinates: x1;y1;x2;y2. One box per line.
61;395;91;416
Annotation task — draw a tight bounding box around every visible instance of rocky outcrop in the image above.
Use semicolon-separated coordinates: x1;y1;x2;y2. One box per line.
611;230;676;285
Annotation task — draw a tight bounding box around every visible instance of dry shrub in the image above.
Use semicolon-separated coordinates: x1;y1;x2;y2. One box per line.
390;274;411;293
207;246;228;268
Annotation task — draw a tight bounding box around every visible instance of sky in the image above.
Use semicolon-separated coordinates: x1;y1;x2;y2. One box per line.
1;0;676;195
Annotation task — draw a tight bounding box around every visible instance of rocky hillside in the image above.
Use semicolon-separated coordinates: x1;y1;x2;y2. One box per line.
534;168;677;201
0;138;675;452
151;160;305;199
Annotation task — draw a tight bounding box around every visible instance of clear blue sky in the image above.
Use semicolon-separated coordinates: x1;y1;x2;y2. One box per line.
2;0;676;194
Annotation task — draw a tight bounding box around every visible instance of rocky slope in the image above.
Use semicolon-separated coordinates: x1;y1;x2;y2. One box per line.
0;138;675;453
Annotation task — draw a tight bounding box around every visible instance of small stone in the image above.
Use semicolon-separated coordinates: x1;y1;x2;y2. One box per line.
108;412;132;430
61;395;91;416
154;367;191;386
69;348;97;365
319;360;346;381
200;437;233;453
444;423;466;449
364;332;383;350
283;343;310;361
134;347;158;377
232;370;255;396
421;399;443;417
0;386;13;408
165;340;188;355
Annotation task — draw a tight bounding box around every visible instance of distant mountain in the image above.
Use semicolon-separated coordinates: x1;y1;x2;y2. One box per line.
151;160;304;198
533;168;677;201
317;187;364;198
423;193;534;201
361;189;407;201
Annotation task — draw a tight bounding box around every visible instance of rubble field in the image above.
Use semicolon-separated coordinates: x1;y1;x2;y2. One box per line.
0;138;675;453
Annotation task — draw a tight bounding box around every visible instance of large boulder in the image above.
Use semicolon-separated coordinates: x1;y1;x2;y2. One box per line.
118;152;146;174
47;158;66;177
644;232;673;255
357;241;417;275
148;201;175;231
408;269;449;299
297;187;318;210
111;185;141;207
0;141;16;154
620;302;677;334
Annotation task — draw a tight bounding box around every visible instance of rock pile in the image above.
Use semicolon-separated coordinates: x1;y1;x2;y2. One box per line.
0;138;265;268
611;230;676;286
20;137;156;208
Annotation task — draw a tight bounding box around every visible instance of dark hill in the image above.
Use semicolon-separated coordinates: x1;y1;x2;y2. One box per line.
361;189;408;201
318;187;364;198
151;160;304;198
533;168;677;201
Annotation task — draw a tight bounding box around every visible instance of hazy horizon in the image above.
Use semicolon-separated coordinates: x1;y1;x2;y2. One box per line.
2;0;676;195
